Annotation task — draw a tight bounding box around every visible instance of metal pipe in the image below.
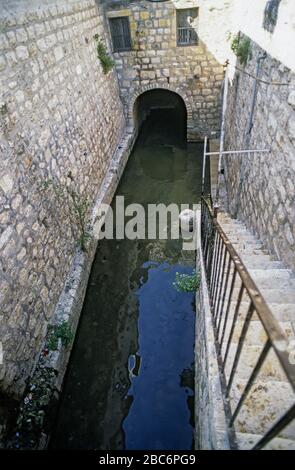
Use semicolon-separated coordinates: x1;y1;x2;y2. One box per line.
246;52;267;143
216;61;229;202
201;135;208;195
205;149;270;156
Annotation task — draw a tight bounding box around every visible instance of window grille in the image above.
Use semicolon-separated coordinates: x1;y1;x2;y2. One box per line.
263;0;281;33
109;16;132;52
177;8;198;46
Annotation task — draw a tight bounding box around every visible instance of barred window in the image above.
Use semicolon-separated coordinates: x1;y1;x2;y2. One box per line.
263;0;281;33
109;17;132;52
176;8;198;46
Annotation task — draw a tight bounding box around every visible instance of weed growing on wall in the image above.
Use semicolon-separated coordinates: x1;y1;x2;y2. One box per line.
173;270;200;293
229;33;252;65
47;321;74;351
94;34;115;74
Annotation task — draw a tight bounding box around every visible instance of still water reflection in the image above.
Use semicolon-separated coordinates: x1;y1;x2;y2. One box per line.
51;109;204;450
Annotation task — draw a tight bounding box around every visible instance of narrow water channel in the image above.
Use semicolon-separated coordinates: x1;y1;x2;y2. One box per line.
51;108;205;450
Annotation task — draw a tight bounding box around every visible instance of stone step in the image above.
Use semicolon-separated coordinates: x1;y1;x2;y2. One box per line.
218;214;241;224
225;301;295;323
236;432;295;450
212;283;295;305
234;248;269;256
230;380;295;440
226;236;264;245
255;288;295;304
232;241;264;250
221;225;258;240
220;223;246;230
219;218;252;227
220;320;294;349
239;256;283;269
249;269;293;285
221;342;290;382
218;269;295;293
268;304;295;323
220;268;293;285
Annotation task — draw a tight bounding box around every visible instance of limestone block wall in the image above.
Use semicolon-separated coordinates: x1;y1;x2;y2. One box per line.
103;0;225;140
223;38;295;270
0;0;125;397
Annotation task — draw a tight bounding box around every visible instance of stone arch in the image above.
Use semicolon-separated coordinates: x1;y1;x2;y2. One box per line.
128;83;194;140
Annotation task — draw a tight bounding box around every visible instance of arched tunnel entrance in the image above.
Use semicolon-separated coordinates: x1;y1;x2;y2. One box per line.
133;89;187;141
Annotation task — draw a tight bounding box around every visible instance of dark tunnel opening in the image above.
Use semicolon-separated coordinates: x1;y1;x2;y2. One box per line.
134;89;187;140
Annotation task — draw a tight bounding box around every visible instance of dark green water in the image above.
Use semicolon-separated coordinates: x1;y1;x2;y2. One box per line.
51;109;205;450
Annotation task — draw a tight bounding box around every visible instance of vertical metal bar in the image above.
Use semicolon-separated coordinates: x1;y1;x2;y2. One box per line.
207;220;216;282
230;339;271;425
202;136;208;195
203;207;210;271
253;404;295;450
210;228;220;288
210;233;221;297
122;17;131;49
202;200;212;280
203;208;212;274
214;248;228;322
226;302;255;396
204;225;211;274
202;201;209;255
212;242;226;321
216;256;232;338
220;267;237;347
211;238;224;308
222;284;244;371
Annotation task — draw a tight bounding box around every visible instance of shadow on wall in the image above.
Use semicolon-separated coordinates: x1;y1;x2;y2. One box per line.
223;33;295;269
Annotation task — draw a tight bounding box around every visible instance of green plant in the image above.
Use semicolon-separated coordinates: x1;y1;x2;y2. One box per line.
47;321;74;351
173;270;200;293
230;33;252;65
94;34;115;74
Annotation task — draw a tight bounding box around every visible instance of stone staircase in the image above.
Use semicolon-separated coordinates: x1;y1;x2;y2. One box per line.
216;210;295;450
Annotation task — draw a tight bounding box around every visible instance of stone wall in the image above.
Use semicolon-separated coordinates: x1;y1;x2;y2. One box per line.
0;0;125;397
223;37;295;270
103;0;225;140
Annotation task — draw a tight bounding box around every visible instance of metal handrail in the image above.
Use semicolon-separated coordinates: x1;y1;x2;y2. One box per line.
201;196;295;449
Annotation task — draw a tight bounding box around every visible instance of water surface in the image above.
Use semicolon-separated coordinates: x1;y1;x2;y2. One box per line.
51;109;205;450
